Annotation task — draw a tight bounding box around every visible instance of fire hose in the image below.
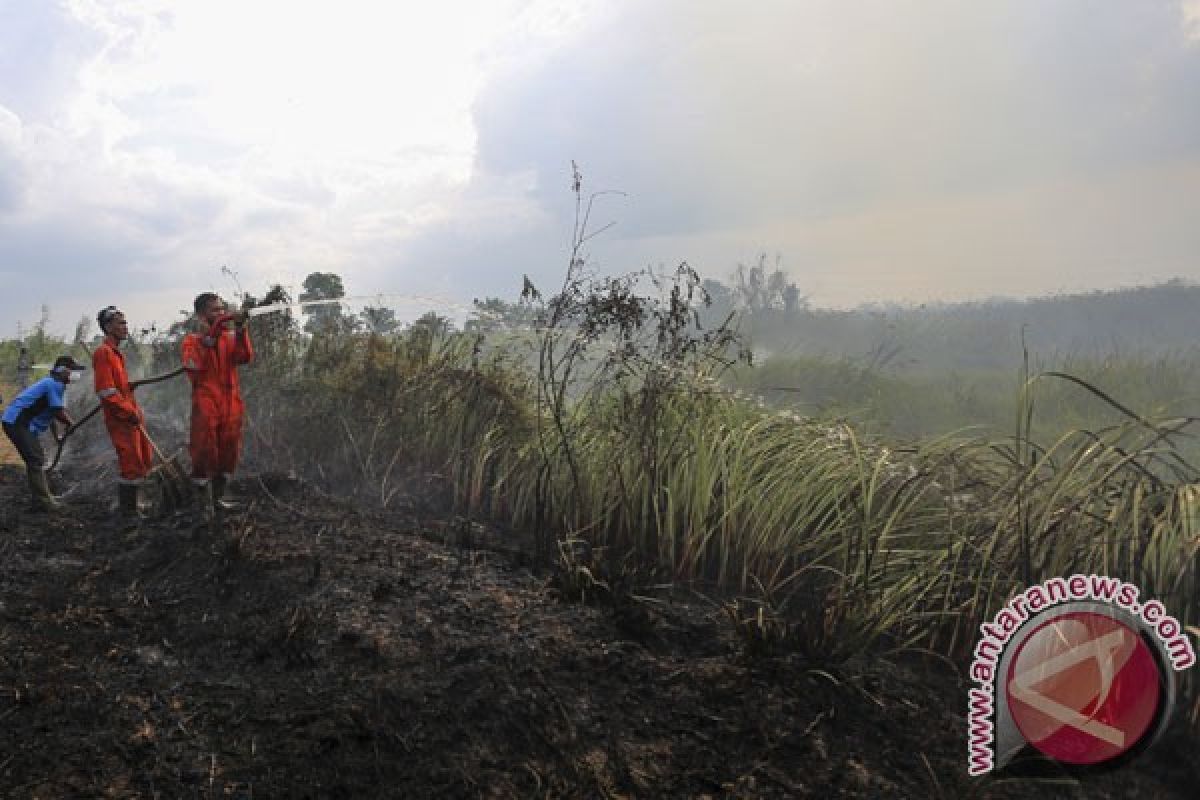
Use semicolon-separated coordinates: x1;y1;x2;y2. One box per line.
49;311;248;472
48;366;186;471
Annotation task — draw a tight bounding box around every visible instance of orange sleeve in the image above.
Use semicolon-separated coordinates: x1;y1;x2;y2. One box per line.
92;347;113;393
93;347;138;422
181;335;204;383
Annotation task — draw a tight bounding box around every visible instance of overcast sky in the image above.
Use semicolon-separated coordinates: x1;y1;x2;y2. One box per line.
2;0;1200;336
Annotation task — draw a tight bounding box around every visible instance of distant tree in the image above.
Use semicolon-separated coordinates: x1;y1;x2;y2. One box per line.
250;284;301;363
781;283;804;315
360;306;399;335
411;311;453;339
732;254;805;316
258;284;296;318
465;296;534;333
27;304;51;357
299;272;349;334
73;315;92;348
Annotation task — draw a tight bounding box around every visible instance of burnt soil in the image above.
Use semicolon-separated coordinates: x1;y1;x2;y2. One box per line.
1;464;1197;799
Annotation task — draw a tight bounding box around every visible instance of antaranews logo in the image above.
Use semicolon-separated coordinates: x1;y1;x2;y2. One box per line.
967;574;1196;776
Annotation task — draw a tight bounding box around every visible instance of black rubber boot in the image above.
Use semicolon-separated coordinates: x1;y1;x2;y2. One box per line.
118;483;143;532
194;481;214;523
211;475;237;512
27;468;60;512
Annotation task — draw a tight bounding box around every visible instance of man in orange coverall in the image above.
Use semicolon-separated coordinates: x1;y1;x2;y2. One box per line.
93;305;153;530
182;292;253;517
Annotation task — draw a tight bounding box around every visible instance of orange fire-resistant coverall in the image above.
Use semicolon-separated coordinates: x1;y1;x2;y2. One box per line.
93;336;153;483
182;318;254;481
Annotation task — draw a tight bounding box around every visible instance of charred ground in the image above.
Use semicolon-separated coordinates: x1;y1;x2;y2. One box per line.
0;464;1196;799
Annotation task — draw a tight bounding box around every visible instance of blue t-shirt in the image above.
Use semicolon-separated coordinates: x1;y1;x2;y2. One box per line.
1;376;66;434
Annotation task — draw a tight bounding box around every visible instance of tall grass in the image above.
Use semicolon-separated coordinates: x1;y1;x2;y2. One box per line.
10;279;1198;719
245;318;1196;698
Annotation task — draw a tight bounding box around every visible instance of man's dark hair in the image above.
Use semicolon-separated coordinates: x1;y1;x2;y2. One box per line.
194;292;220;315
97;305;121;331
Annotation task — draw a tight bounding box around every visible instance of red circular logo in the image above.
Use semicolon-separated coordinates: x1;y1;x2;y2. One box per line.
1005;611;1162;765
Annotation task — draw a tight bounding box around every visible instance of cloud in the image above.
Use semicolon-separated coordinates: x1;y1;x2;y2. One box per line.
0;2;101;124
0;105;29;214
401;0;1200;306
1184;0;1200;41
473;1;1200;216
0;1;541;331
4;1;1200;335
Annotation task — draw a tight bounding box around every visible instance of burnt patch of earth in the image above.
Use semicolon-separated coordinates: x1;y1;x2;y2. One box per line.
0;464;1196;798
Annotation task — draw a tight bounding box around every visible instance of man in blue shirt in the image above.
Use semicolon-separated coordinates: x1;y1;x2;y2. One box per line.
2;355;83;511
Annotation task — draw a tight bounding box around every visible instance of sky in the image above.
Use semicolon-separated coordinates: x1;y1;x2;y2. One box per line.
2;0;1200;337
